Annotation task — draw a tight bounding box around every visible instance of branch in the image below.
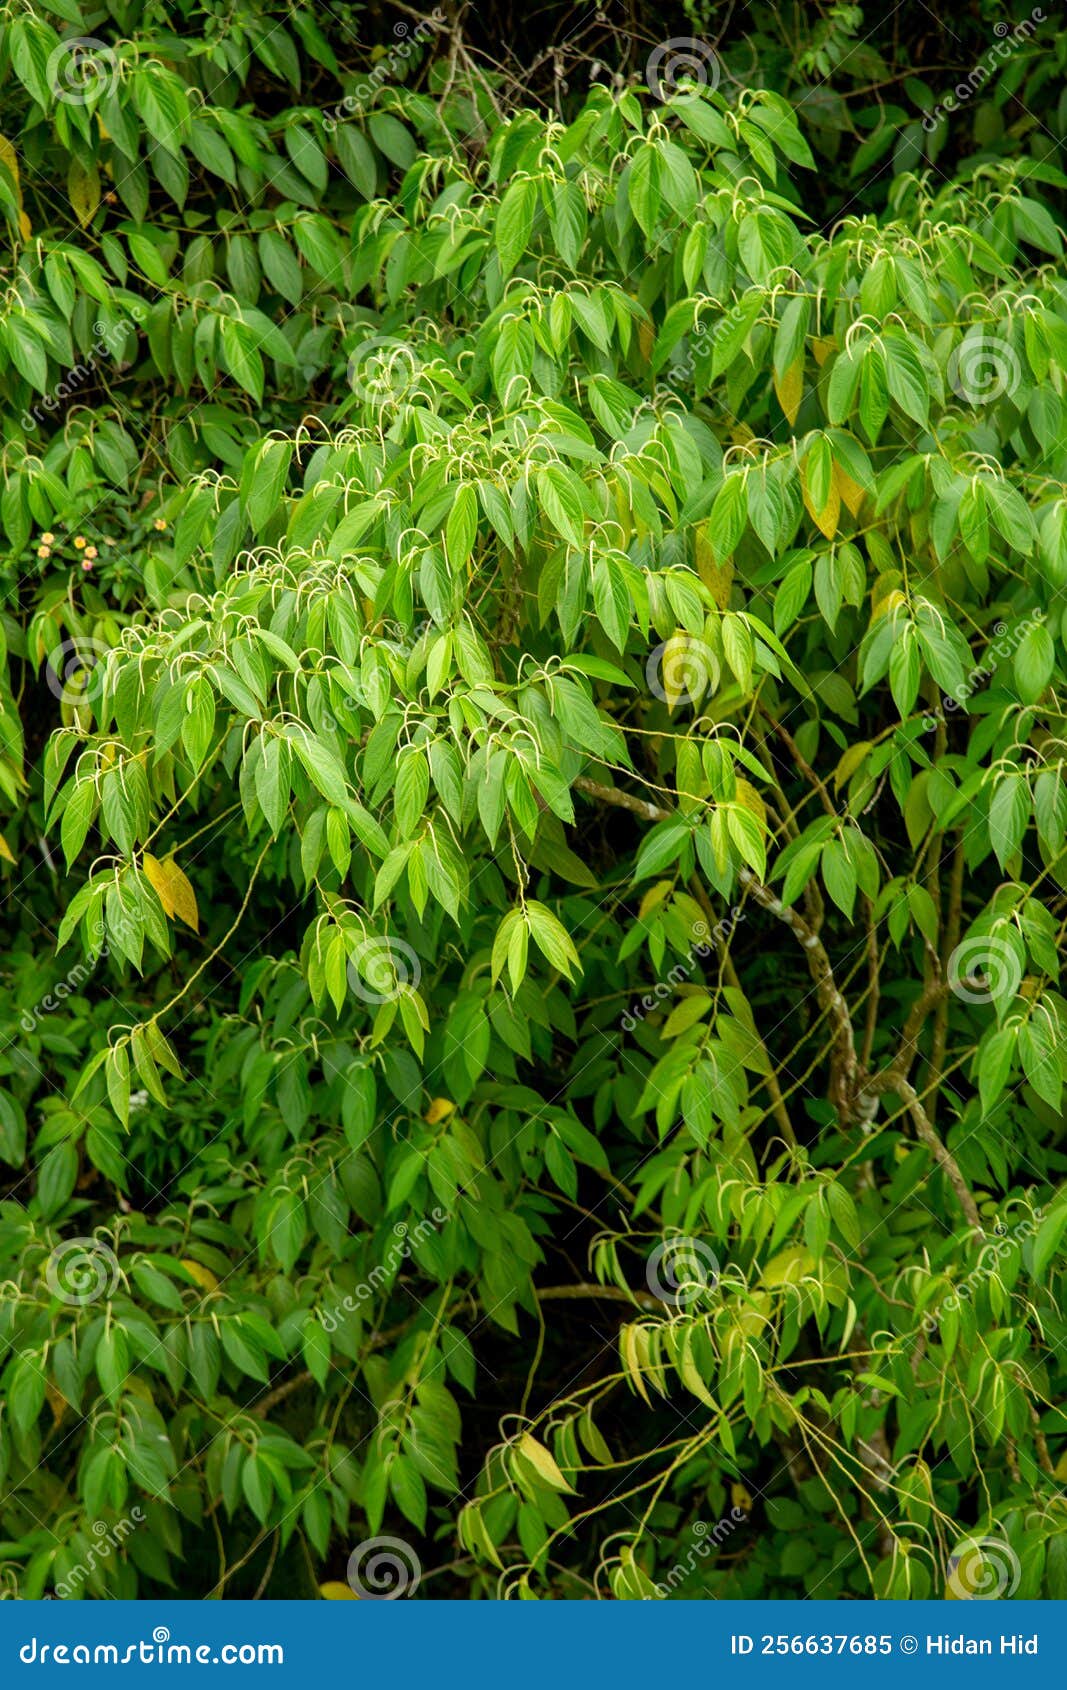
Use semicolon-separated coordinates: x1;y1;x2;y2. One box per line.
865;1072;980;1231
536;1283;661;1311
573;776;858;1109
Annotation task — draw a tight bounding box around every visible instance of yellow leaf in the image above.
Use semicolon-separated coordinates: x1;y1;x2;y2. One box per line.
0;137;19;193
678;1330;717;1406
142;853;199;931
638;317;655;365
802;464;839;540
0;831;15;865
319;1582;357;1600
734;779;766;830
773;358;803;426
731;1481;753;1514
424;1096;455;1125
835;462;865;518
517;1432;575;1493
46;1381;69;1427
638;880;673;920
760;1247;816;1287
871;586;907;621
142;854;174;916
695;520;734;608
812;336;836;367
68;156;100;229
179;1258;219;1292
0;139;29;240
620;1322;652;1405
834;741;872;792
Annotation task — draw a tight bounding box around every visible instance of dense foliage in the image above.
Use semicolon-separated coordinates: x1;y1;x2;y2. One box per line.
0;0;1066;1601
